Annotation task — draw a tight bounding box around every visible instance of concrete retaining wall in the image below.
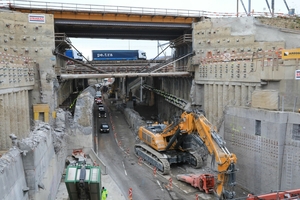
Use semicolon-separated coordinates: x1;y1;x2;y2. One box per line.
192;17;300;126
224;106;300;194
0;149;28;200
0;121;67;200
0;10;58;152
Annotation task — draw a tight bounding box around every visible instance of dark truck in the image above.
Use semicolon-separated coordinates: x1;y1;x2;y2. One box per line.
98;105;106;118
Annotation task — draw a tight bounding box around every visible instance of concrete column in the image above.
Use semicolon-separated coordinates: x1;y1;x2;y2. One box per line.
10;92;17;139
172;78;175;96
180;79;183;98
187;79;192;101
25;90;30;136
213;83;218;124
218;84;223;123
20;90;27;139
0;95;4;150
140;77;143;102
4;93;10;149
13;91;23;139
229;84;235;106
235;85;241;106
241;84;247;106
208;84;213;122
248;86;255;105
173;79;176;96
21;90;26;139
122;77;126;97
204;84;209;114
223;84;229;109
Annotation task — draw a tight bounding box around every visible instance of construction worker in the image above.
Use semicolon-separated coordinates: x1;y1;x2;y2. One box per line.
101;186;108;200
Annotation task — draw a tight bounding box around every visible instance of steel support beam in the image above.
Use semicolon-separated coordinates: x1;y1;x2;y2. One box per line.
59;72;191;79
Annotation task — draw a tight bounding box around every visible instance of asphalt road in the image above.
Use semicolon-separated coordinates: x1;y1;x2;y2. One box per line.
94;95;249;200
96;99;183;200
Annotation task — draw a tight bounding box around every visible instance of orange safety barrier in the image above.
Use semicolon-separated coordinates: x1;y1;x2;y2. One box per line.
93;160;99;166
168;178;173;189
153;167;157;176
138;157;143;165
128;188;133;200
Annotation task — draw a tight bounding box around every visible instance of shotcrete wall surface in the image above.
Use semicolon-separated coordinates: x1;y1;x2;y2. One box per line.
0;10;57;107
0;10;58;151
0;120;68;200
0;149;28;200
123;107;146;134
66;86;95;150
224;106;300;194
192;16;300;126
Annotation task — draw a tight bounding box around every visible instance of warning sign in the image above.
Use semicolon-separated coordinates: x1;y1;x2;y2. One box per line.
28;14;45;23
296;70;300;80
282;48;300;60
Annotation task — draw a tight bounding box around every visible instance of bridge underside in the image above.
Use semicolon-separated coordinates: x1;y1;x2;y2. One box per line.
54;20;192;40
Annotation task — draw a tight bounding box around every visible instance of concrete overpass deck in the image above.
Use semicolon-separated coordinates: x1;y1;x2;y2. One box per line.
6;0;205;40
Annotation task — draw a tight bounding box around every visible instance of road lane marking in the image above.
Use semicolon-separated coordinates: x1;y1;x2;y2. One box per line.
156;180;164;191
122;161;127;176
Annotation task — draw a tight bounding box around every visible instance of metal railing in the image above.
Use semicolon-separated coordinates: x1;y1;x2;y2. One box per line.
6;0;205;17
171;34;192;47
54;33;71;43
0;0;269;18
4;0;297;18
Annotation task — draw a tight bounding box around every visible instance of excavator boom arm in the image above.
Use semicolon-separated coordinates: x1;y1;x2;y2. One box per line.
181;112;237;199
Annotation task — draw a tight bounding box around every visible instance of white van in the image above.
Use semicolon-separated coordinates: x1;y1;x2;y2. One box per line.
95;91;102;98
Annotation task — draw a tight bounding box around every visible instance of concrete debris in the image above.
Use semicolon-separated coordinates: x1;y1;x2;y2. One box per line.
9;134;18;147
55;108;66;130
0;149;19;174
66;111;75;129
52;130;66;154
50;109;67;154
66;155;77;165
72;149;86;164
65;149;89;166
19;122;49;150
32;121;51;132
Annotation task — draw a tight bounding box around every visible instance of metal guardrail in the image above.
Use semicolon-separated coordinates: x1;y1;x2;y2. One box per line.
86;148;107;175
5;0;206;17
4;0;296;18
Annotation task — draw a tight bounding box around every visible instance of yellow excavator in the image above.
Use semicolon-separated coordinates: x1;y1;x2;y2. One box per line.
134;110;237;199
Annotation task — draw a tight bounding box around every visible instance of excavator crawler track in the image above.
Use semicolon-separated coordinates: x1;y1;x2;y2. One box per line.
134;143;170;175
189;151;203;168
